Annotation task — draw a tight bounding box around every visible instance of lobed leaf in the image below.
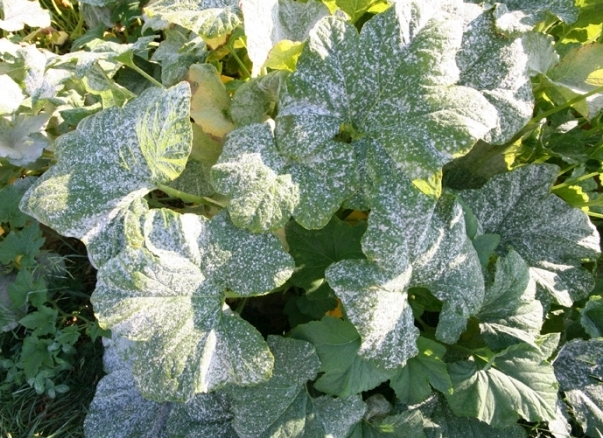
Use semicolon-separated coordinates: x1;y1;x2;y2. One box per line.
458;164;601;306
554;339;603;437
446;343;558;427
93;209;294;401
228;336;365;438
19;83;192;268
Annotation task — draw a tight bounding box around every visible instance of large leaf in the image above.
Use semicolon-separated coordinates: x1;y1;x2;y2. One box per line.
547;43;603;118
581;295;603;338
228;336;366;438
349;411;426;438
326;259;417;369
389;337;453;405
421;394;528;438
241;0;329;75
165;392;236;437
19;83;192;268
291;316;394;397
456;3;534;144
446;343;558;427
477;249;544;350
472;0;579;36
143;0;241;39
286;215;366;292
457;164;600;306
213;3;498;230
92;209;294;401
211;122;299;232
554;339;603;437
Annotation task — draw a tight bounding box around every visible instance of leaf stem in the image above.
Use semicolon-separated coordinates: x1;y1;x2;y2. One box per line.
227;47;251;79
552;171;601;190
155;183;226;208
127;63;164;88
532;84;603;124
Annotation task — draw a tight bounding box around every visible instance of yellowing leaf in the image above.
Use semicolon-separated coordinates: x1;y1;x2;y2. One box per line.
187;63;234;140
263;40;304;72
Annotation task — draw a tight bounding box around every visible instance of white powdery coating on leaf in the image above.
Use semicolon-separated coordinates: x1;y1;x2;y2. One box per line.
19;84;192;269
326;259;418;370
458;164;601;305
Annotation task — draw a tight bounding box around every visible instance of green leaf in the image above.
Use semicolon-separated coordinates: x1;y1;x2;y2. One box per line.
349;411;425;438
20;335;53;379
547;43;603;118
0;177;35;227
20;83;192;269
286;215;366;291
554;339;603;437
389;337;452;405
211;122;300;232
409;192;485;343
456;3;535;144
334;0;384;23
458;164;601;306
93;209;293;401
7;268;47;309
0;222;45;267
241;0;328;75
215;5;498;230
477;250;544;350
143;0;241;39
151;28;207;87
581;295;603;338
446;343;558;427
421;394;528;438
18;305;57;336
0;0;51;31
291;316;394;397
326;259;417;369
230;71;284;126
482;0;579;36
166;392;236;437
228;336;365;438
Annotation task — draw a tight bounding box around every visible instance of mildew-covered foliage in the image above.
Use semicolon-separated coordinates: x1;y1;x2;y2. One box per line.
7;0;603;435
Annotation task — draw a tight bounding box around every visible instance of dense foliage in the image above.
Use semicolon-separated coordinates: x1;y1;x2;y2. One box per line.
2;0;603;436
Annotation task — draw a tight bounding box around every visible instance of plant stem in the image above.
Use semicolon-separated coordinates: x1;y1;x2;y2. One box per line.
127;63;164;88
155;183;226;208
532;84;603;124
227;47;251;79
552;171;601;190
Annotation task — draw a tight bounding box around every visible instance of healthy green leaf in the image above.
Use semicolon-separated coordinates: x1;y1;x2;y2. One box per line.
446;343;558;427
389;337;452;405
143;0;241;39
0;177;35;227
458;164;600;306
228;336;365;438
349;410;425;438
0;0;50;31
581;295;603;338
477;249;544;350
291;316;394;397
20;83;192;269
286;215;366;291
93;209;293;401
554;339;603;437
0;222;45;267
421;394;528;438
